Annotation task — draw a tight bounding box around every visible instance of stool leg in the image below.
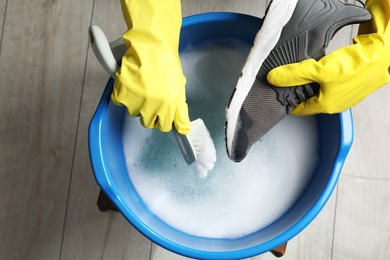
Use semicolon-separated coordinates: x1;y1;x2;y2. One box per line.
97;190;118;212
270;242;287;257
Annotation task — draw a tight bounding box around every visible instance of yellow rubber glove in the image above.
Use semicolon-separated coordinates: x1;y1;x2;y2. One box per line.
267;0;390;116
112;0;190;134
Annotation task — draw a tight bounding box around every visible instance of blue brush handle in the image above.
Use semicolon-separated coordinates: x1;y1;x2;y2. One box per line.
172;128;196;165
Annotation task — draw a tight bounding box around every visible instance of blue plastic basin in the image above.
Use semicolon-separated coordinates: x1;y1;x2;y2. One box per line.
88;12;354;260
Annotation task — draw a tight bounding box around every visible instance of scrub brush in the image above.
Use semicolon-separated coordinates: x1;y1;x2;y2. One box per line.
89;25;216;178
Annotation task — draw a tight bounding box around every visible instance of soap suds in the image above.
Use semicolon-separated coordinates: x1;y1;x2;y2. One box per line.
122;39;319;239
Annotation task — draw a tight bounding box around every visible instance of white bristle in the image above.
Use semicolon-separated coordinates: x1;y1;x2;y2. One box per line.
186;118;217;178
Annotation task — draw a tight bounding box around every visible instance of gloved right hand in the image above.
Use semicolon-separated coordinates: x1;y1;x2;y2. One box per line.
112;0;190;135
267;0;390;115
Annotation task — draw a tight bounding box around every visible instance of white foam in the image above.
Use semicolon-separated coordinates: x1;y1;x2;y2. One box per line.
122;39;319;239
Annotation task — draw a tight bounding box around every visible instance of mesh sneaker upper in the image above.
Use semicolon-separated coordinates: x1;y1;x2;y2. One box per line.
227;0;372;162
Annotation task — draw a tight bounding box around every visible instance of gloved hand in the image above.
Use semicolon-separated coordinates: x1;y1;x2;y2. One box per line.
267;0;390;116
112;0;190;134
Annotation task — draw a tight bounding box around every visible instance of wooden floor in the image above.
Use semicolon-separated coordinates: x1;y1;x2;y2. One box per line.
1;0;389;259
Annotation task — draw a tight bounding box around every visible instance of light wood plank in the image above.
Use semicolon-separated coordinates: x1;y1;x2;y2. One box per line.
151;245;192;260
335;2;390;256
327;0;390;178
181;0;267;18
332;175;390;260
0;0;93;259
342;84;390;180
59;0;151;259
0;0;6;45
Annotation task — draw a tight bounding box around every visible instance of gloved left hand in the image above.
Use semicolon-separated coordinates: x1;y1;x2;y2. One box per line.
267;0;390;116
112;0;190;135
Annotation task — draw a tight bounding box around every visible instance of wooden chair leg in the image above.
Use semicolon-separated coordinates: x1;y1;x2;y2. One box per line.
270;242;287;257
97;190;118;212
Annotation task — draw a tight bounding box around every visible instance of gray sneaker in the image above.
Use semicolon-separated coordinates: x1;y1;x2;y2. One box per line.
226;0;371;162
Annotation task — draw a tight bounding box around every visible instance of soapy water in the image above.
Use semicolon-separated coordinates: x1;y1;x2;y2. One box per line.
122;39;319;239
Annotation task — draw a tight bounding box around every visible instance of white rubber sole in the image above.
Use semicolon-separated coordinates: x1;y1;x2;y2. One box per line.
225;0;299;157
